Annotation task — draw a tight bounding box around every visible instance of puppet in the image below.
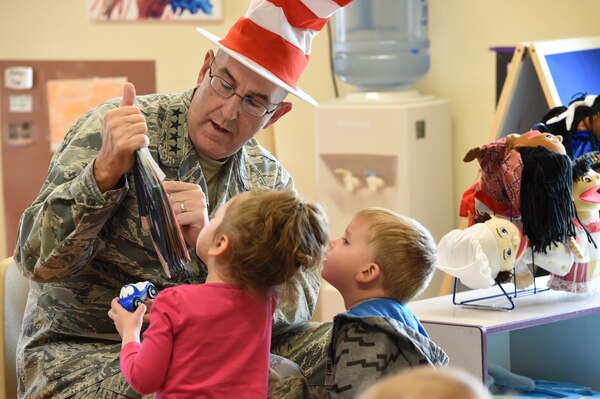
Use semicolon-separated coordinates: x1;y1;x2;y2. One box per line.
460;130;579;256
514;241;576;289
547;155;600;293
543;94;600;160
461;130;566;219
437;212;524;289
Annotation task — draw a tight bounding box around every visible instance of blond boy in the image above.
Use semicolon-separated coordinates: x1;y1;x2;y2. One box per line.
323;208;448;398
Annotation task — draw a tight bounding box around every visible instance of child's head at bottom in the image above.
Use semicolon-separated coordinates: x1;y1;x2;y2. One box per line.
196;189;329;295
322;207;437;308
357;366;492;399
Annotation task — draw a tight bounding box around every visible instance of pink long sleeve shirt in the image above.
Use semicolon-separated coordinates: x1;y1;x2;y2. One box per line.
120;283;275;398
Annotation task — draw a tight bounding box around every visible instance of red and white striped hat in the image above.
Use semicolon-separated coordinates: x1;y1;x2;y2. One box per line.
197;0;353;106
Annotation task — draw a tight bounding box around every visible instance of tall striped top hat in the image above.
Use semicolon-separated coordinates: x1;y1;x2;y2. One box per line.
197;0;353;106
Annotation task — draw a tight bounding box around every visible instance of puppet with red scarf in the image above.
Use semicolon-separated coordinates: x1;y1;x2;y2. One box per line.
460;130;581;284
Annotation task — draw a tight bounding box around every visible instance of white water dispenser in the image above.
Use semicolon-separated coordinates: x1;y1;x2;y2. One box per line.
314;0;454;320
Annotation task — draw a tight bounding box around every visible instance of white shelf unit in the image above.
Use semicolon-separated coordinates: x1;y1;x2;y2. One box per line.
409;277;600;390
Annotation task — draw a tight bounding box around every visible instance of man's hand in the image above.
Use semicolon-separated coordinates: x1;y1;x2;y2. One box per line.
162;181;209;248
94;82;149;193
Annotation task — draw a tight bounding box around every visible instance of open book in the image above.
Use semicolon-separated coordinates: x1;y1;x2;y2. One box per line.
132;148;190;278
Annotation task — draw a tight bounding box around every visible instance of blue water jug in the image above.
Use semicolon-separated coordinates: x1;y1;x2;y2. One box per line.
331;0;430;91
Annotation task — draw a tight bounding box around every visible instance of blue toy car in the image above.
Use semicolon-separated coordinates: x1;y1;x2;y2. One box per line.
118;281;158;312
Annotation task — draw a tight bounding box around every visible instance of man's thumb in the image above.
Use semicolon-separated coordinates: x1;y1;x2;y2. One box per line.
120;82;137;107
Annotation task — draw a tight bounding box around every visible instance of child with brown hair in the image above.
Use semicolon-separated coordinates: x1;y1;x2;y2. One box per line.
108;189;329;398
322;207;448;398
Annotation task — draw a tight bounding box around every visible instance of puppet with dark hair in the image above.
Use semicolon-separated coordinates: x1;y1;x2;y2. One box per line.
548;155;600;293
519;146;577;253
461;131;581;263
542;94;600;160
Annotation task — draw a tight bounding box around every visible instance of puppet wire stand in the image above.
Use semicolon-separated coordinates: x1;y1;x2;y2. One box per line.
451;263;549;311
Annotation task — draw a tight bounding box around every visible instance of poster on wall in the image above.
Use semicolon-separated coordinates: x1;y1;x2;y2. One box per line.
46;77;126;151
87;0;222;21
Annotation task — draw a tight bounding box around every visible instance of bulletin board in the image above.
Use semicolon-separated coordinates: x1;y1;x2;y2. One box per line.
0;60;156;256
488;36;600;141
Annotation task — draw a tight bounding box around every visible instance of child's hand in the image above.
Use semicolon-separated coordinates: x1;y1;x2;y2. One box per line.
142;298;154;325
108;297;146;346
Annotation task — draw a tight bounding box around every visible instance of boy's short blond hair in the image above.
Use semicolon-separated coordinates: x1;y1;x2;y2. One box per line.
216;189;329;294
357;366;492;399
354;208;437;303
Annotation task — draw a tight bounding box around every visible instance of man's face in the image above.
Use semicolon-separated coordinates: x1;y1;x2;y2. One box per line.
187;51;289;160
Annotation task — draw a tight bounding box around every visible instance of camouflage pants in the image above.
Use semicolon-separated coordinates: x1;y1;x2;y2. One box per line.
27;321;332;399
66;373;139;399
70;356;312;399
271;321;333;399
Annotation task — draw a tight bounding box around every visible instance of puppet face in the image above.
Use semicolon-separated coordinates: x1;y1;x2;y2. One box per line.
573;169;600;213
484;217;521;272
581;114;600;139
593;115;600;138
513;130;566;155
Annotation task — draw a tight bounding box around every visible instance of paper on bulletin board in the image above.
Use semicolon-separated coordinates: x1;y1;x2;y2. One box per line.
9;94;33;113
46;77;126;151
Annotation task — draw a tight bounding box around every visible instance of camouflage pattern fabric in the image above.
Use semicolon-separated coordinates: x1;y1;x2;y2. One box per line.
324;315;450;398
271;321;333;398
268;354;311;398
14;88;322;398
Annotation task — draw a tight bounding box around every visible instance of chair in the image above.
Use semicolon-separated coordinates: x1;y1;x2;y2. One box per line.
0;257;29;399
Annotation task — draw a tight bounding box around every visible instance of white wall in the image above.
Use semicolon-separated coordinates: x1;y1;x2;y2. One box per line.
1;0;599;261
285;0;600;210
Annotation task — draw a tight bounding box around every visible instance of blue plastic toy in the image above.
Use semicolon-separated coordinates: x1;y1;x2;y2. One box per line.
118;281;158;312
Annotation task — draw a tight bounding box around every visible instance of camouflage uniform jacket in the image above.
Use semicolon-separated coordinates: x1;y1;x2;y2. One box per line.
14;88;321;398
324;314;450;398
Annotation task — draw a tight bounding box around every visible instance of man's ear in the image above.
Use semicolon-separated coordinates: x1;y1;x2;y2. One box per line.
208;234;230;256
197;49;215;85
264;101;293;129
356;263;381;284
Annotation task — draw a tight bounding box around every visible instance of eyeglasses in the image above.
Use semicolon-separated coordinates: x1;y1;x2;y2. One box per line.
208;60;280;118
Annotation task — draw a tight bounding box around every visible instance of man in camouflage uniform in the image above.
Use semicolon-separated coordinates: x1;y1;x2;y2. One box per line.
14;1;353;397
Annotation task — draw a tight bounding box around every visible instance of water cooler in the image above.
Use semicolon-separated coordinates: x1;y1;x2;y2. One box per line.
314;0;454;320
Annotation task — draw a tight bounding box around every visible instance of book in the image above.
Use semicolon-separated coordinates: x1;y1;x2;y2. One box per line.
132;148;190;278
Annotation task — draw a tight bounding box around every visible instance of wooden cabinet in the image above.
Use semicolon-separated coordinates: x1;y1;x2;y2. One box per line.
410;277;600;390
